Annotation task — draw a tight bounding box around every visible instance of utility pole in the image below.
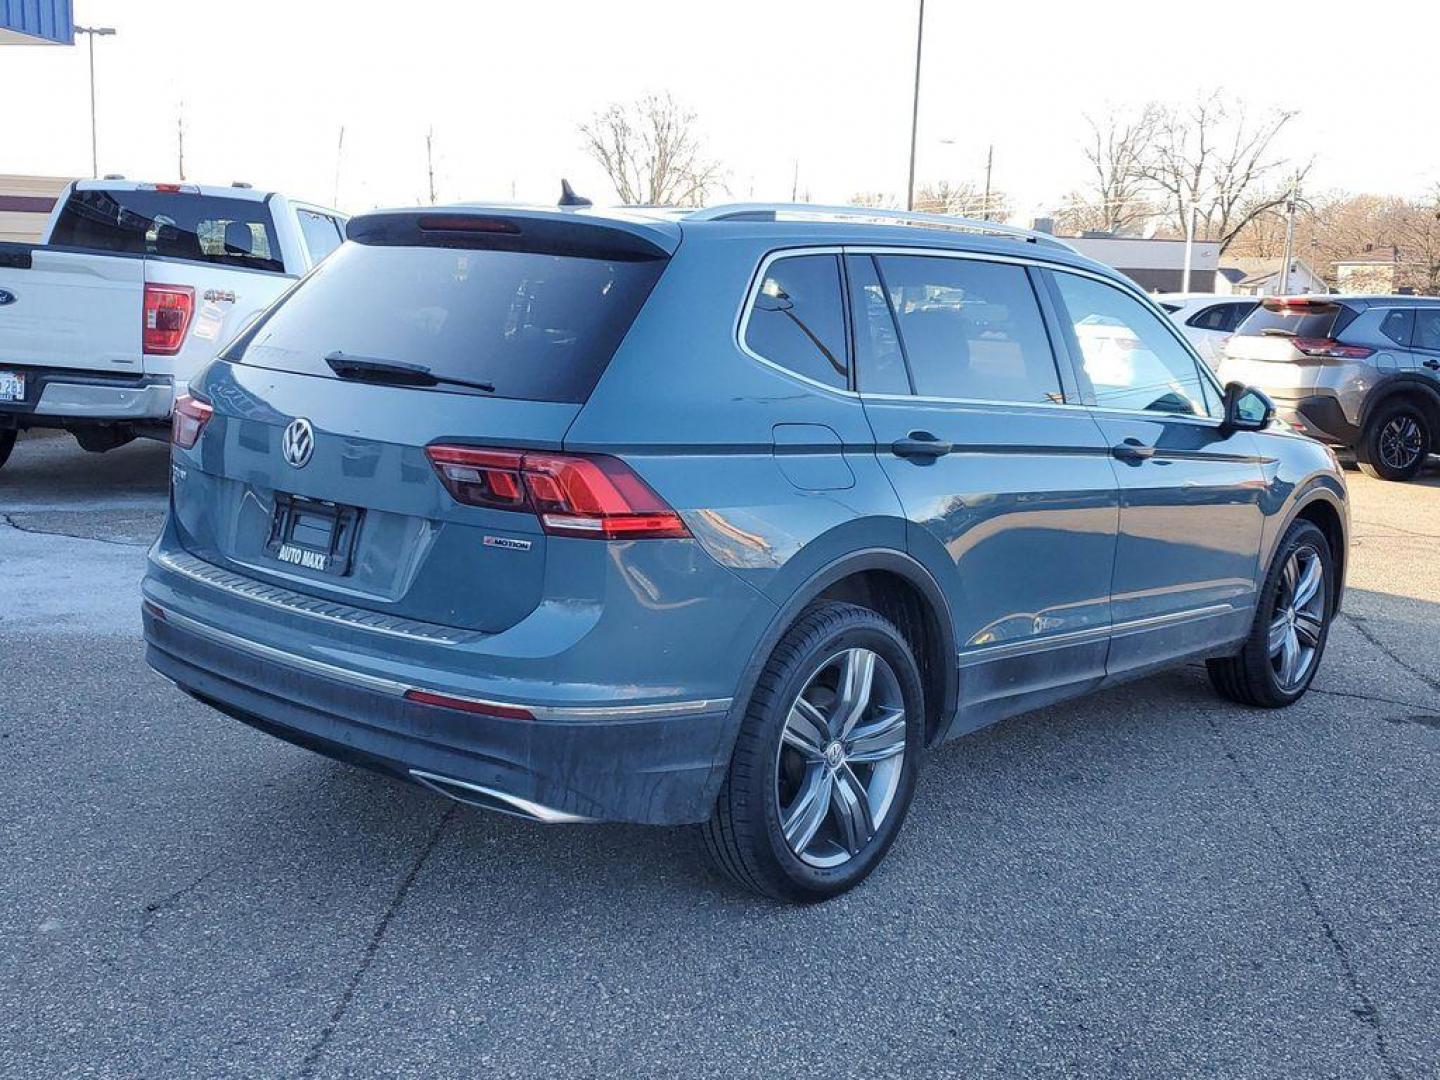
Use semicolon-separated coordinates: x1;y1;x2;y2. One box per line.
905;0;925;211
176;107;186;182
426;127;437;205
1181;203;1198;292
332;125;345;208
791;160;799;202
1279;173;1300;295
981;143;993;221
74;25;117;179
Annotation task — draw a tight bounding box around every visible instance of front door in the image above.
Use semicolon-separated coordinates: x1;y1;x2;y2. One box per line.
848;251;1119;734
1044;268;1268;677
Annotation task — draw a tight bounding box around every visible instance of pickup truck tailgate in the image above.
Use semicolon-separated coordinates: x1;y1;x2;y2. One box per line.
0;248;143;373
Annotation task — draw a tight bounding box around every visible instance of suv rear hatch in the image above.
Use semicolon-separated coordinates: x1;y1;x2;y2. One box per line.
171;208;678;634
1220;297;1363;391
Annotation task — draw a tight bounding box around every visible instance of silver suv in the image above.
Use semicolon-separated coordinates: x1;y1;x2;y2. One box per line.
1218;295;1440;480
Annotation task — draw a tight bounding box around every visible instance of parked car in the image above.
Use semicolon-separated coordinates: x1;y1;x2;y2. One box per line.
1157;294;1259;370
1218;294;1440;480
0;179;347;471
140;200;1349;902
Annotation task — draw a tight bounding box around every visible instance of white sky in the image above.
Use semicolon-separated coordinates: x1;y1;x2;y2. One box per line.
3;0;1439;219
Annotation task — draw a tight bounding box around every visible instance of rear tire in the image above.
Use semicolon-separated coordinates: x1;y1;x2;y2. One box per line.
0;429;14;472
702;601;925;903
1208;519;1334;708
1356;400;1430;481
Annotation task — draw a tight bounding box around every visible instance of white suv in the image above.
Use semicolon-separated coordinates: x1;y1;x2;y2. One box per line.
1158;294;1259;370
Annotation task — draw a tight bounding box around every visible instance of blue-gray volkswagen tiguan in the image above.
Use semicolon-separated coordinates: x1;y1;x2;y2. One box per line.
142;201;1348;901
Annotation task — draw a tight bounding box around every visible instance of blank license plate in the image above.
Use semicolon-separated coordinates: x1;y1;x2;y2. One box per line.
265;494;362;576
0;371;23;402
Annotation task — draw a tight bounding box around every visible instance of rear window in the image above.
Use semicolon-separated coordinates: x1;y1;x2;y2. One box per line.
1235;300;1356;340
49;188;283;273
228;242;665;404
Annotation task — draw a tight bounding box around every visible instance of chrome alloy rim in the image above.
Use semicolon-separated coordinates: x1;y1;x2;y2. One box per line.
1379;415;1424;470
775;648;907;868
1270;544;1326;692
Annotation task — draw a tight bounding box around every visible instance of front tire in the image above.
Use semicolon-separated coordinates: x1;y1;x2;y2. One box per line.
0;429;14;472
703;602;925;902
1356;400;1430;481
1208;519;1334;708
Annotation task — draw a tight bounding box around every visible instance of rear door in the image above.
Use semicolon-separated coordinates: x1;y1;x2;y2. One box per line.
850;250;1119;731
172;213;671;633
1044;269;1268;676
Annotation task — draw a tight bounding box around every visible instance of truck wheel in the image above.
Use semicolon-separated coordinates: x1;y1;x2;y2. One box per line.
702;601;924;903
0;429;15;471
1207;519;1334;708
1356;400;1430;481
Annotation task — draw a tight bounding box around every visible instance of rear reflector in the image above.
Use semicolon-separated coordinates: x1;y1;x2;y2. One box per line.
143;283;195;355
403;688;534;720
171;393;213;449
1292;337;1373;360
425;445;690;540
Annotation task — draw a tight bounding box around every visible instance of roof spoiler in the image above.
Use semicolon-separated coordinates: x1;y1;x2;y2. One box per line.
347;207;676;261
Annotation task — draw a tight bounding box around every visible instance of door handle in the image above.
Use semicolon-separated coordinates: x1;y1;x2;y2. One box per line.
1111;438;1156;463
891;432;953;459
1423;358;1439;370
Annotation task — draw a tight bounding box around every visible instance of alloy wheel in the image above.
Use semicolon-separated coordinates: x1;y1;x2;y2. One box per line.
1378;415;1424;471
1269;544;1326;692
775;647;907;868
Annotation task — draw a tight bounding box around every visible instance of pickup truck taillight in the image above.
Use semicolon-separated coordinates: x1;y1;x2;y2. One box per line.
143;283;195;355
172;394;212;449
425;445;690;539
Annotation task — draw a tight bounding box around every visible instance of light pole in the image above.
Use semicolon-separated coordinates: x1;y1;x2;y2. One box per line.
905;0;924;212
74;25;117;179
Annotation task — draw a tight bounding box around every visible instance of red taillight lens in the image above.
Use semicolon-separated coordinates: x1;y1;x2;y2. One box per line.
403;688;534;720
171;394;213;449
1292;337;1373;360
143;283;195;355
425;445;690;540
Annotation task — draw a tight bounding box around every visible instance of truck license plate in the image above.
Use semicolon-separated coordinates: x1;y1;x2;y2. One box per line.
0;371;23;402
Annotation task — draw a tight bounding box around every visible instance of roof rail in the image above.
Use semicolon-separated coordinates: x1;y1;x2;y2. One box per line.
685;202;1076;251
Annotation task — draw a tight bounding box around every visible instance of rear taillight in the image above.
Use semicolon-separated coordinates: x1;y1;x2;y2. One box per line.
426;445;690;540
1292;337;1373;360
143;283;195;355
171;394;212;449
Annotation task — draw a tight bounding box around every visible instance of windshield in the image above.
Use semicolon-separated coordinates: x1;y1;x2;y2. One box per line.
228;243;666;404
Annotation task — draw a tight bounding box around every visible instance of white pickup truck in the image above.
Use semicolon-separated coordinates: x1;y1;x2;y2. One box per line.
0;179;347;470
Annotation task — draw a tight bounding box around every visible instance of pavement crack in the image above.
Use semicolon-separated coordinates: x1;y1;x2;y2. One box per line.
141;863;228;929
1309;686;1439;712
296;806;455;1079
1350;519;1440;541
0;511;148;548
1341;612;1440;694
1206;717;1404;1080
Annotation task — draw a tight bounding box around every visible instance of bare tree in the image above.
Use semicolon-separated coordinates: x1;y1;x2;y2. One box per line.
580;93;724;206
914;180;1010;221
1057;106;1160;235
1139;92;1302;253
1393;186;1440;295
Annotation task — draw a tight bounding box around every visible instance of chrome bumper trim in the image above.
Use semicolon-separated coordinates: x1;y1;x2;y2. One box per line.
146;601;732;723
36;378;174;419
408;770;596;824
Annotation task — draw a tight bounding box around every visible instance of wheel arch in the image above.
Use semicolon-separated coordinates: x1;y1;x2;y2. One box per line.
1359;376;1440;436
1286;485;1349;612
728;549;959;751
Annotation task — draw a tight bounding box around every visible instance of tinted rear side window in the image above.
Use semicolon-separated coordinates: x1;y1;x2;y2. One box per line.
1379;309;1414;347
875;254;1062;404
744;254;849;389
1235;301;1355;340
1415;309;1440;351
49;188;283;273
230;243;665;404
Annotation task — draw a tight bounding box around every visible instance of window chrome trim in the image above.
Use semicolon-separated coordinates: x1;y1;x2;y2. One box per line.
735;246;854;397
956;603;1237;664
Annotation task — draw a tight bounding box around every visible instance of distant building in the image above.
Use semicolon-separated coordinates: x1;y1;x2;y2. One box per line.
1335;255;1402;295
0;175;72;243
0;1;72;44
1221;257;1328;297
1058;234;1222;293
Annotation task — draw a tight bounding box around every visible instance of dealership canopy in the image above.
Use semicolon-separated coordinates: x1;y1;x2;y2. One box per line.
0;0;73;45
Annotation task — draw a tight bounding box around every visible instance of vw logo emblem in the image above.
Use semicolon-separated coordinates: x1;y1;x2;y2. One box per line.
281;418;315;469
0;289;16;307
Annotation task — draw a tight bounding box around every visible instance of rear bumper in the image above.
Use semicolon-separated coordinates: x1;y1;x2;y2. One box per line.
1271;393;1359;446
0;366;173;426
142;601;737;827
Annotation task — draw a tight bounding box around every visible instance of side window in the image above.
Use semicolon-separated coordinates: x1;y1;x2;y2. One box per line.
298;210;344;265
1188;304;1232;331
1226;302;1258;331
1052;271;1219;419
744;254;848;389
845;255;910;394
1415;309;1440;351
873;254;1063;404
1380;308;1415;348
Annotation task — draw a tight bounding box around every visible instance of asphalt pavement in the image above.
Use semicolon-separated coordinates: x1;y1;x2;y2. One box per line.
1;430;1437;1079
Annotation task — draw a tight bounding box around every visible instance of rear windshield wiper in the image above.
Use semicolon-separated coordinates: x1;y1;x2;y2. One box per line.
324;351;495;393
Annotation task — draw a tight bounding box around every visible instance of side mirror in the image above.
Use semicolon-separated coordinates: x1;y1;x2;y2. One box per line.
1221;381;1274;433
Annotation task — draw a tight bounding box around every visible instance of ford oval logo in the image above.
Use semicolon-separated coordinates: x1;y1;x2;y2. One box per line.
0;289;16;307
